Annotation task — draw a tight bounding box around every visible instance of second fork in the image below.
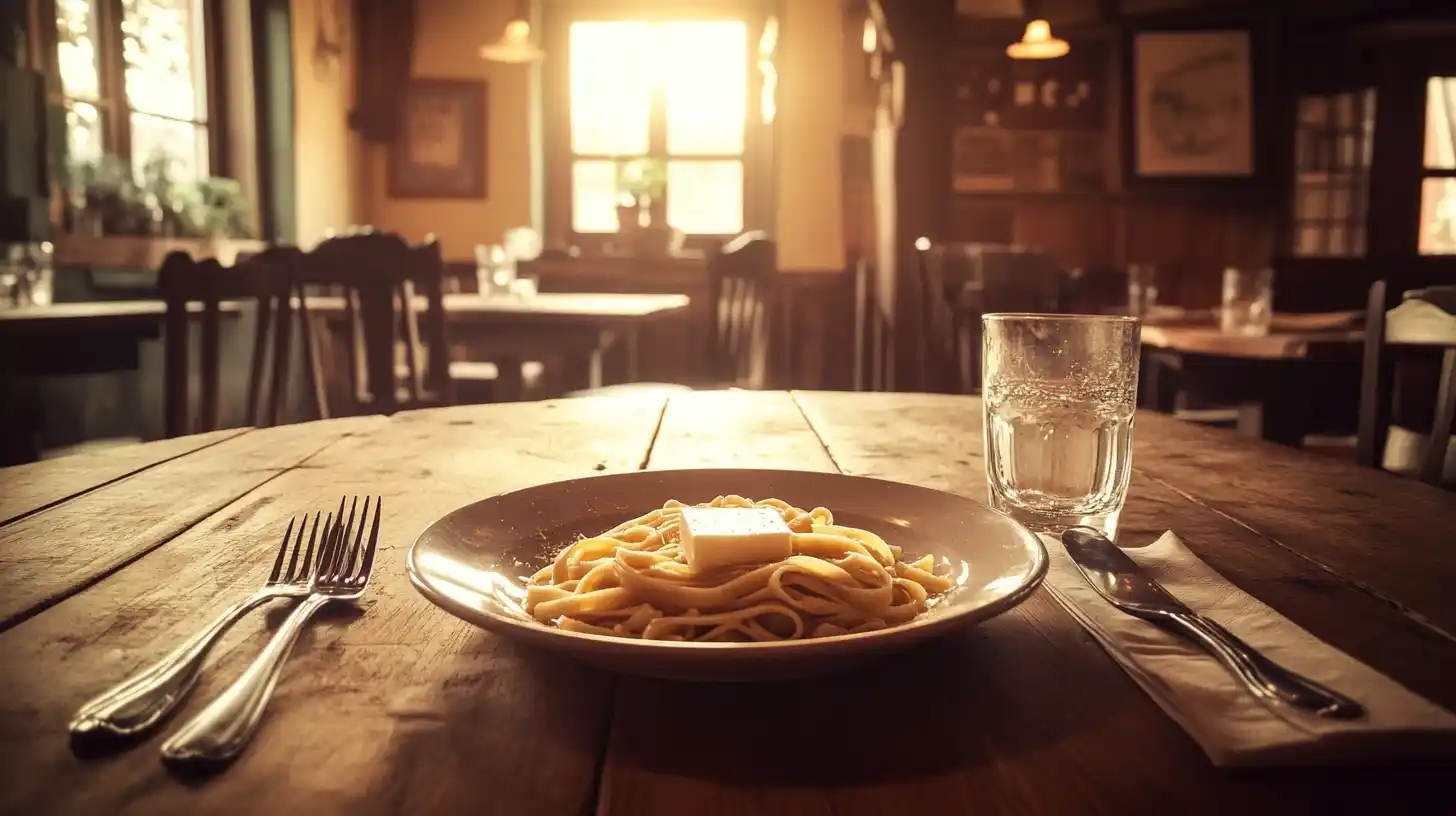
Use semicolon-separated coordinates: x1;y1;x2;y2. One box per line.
68;512;331;740
160;496;383;766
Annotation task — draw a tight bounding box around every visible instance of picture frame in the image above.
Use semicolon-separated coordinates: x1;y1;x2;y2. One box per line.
1127;29;1258;183
388;78;487;199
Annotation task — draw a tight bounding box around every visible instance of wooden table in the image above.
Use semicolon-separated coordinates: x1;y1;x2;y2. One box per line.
0;300;244;337
1140;322;1366;445
2;392;1454;814
308;293;692;399
0;301;246;466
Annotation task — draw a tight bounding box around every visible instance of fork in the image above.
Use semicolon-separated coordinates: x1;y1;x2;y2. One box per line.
160;496;382;766
68;512;331;739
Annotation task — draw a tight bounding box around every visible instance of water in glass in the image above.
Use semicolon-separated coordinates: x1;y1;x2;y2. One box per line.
982;314;1140;538
1221;267;1273;336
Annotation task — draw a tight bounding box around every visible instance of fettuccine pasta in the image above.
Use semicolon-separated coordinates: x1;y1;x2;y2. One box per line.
523;495;957;641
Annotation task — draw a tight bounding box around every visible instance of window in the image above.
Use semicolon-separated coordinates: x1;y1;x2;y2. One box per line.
1289;89;1375;257
567;20;748;236
55;0;212;180
1419;77;1456;255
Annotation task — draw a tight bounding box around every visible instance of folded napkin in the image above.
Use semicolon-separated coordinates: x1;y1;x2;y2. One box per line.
1040;531;1456;767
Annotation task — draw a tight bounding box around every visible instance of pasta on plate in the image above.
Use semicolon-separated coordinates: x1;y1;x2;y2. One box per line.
523;495;959;642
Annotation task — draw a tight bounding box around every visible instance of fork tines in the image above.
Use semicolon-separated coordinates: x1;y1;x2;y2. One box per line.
267;511;332;585
320;496;383;587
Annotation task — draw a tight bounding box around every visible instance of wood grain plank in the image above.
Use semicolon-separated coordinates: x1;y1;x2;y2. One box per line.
0;420;382;629
646;390;836;471
0;396;668;816
782;390;1456;814
1131;411;1456;638
0;429;249;525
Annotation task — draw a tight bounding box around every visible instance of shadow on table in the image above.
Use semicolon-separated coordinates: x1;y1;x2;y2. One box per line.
603;607;1127;787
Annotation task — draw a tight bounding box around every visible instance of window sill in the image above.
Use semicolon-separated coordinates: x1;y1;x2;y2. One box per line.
53;234;267;269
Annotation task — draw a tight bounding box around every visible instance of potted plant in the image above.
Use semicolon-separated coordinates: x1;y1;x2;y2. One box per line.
614;157;666;229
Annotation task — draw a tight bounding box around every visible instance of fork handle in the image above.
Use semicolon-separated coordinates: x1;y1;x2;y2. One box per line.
160;594;330;766
1163;610;1364;719
68;591;278;739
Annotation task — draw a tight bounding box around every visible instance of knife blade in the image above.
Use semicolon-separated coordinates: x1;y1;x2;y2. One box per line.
1061;527;1363;720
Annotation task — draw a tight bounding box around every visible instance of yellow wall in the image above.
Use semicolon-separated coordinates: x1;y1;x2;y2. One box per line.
290;0;363;246
348;0;845;271
774;0;844;271
361;0;533;259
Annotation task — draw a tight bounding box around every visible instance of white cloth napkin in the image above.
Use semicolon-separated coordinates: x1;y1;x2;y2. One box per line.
1040;531;1456;767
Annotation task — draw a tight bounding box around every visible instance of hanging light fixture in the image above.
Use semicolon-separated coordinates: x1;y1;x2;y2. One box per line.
481;0;544;64
1007;19;1069;60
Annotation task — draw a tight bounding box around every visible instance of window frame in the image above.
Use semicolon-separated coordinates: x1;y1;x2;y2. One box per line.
542;0;776;253
1288;88;1375;258
1419;76;1456;255
34;0;227;181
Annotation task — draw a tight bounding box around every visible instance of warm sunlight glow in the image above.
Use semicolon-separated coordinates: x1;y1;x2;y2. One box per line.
569;20;747;235
57;0;209;177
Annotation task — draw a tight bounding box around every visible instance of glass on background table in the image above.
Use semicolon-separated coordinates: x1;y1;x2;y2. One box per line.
981;313;1141;539
1221;266;1274;336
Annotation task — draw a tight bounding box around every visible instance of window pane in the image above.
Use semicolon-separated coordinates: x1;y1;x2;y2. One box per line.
132;114;208;180
56;0;103;100
573;161;620;233
662;21;747;155
1424;77;1456;170
1419;177;1456;255
122;0;207;122
1295;227;1321;256
667;160;743;234
569;22;652;155
66;102;104;164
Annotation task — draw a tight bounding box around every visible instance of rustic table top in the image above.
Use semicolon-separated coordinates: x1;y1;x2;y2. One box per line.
0;300;243;334
1140;324;1366;360
305;292;692;326
2;391;1454;815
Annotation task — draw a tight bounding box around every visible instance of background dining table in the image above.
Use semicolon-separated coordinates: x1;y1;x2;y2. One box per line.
1139;317;1366;445
1;391;1453;814
306;292;692;400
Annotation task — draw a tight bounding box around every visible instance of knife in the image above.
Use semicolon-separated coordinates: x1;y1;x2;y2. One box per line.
1060;527;1364;720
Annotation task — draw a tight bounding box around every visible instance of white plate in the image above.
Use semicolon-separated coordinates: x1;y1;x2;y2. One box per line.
407;469;1047;681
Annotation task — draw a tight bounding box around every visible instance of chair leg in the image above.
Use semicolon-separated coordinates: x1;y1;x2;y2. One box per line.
1420;349;1456;486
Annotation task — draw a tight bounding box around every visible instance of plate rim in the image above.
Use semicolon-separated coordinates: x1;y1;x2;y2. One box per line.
406;468;1049;654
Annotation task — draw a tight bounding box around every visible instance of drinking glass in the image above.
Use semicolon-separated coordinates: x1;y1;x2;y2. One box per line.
982;314;1141;538
1127;263;1158;318
1221;267;1273;336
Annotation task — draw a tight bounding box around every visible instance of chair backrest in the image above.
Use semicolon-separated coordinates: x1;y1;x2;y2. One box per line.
851;254;892;392
708;231;775;388
1357;274;1456;487
295;230;453;415
158;247;300;438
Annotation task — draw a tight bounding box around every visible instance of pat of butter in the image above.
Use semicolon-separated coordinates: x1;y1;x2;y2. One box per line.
680;506;793;572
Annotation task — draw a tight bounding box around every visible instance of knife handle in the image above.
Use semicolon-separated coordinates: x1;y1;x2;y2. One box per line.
1163;611;1364;719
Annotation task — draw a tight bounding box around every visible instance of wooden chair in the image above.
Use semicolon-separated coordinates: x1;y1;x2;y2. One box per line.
158;248;304;438
913;242;1064;394
1357;279;1456;487
852;254;893;392
294;230;496;416
564;231;776;397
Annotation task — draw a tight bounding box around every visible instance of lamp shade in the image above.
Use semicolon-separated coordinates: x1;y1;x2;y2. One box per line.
481;19;544;63
1006;19;1069;60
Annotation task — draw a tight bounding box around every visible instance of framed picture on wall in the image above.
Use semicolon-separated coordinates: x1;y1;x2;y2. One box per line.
388;78;487;199
1130;30;1255;180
